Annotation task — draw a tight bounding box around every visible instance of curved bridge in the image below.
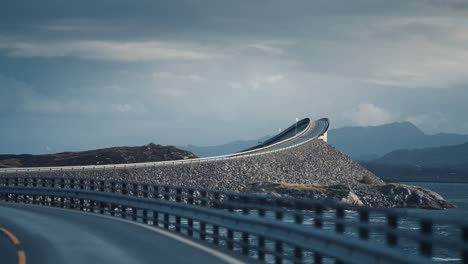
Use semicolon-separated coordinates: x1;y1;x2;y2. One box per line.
0;118;329;174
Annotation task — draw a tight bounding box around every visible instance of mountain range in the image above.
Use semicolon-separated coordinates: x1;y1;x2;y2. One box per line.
328;122;468;160
361;142;468;182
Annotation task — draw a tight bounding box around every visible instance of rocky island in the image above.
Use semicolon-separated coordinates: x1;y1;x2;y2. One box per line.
0;140;454;209
0;143;197;168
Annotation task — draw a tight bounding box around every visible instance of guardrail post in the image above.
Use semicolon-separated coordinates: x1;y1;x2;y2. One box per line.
200;221;206;241
200;190;207;240
122;183;127;195
110;203;115;217
359;210;369;240
109;182;116;216
314;204;323;228
60;178;65;188
335;206;345;234
188;190;194;205
0;178;6;201
164;186;170;201
175;188;182;232
312;205;324;264
98;181;105;214
12;178;18;203
462;226;468;264
258;235;265;261
275;204;284;264
152;186;159;227
132;206;137;221
228;195;234;213
141;185;149;224
201;191;207;207
275;199;283;221
131;184;138;221
227;229;234;251
3;178;9;202
99;181;105;192
79;179;84;211
31;177;38;204
164;187;170;229
122;205;127;219
187;189;194;237
36;178;42;205
275;240;283;264
387;214;398;247
420;220;433;258
213;224;219;245
242;231;249;256
212;191;219;209
111;182;116;193
294;209;303;264
89;179;96;210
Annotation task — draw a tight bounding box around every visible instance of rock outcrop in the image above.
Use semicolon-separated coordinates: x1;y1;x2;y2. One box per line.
0;143;197;168
242;182;365;206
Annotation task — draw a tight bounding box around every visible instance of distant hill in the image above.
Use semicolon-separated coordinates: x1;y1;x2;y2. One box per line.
0;143;197;168
179;136;270;157
362;142;468;182
328;122;468;160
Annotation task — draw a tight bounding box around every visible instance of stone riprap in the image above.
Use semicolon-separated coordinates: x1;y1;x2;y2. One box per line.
0;140;454;209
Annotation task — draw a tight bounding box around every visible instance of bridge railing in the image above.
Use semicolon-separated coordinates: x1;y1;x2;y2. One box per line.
0;176;466;264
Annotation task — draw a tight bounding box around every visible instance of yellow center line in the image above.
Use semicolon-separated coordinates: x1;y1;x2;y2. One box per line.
17;250;26;264
0;227;21;245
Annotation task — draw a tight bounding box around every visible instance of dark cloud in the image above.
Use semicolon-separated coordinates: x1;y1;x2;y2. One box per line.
0;0;467;154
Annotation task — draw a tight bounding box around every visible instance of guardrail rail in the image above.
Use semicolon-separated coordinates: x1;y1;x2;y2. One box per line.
0;176;466;264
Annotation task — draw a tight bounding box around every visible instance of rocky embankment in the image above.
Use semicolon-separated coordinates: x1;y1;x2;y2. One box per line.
0;140;454;209
0;143;197;168
242;181;454;209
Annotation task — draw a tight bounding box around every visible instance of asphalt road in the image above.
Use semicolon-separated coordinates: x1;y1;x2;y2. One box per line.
254;118;329;153
0;202;245;264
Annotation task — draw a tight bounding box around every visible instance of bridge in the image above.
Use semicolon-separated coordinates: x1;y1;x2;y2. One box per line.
0;118;329;173
0;118;466;263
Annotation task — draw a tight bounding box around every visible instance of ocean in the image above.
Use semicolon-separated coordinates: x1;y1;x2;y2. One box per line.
162;182;468;263
398;182;468;263
238;182;468;263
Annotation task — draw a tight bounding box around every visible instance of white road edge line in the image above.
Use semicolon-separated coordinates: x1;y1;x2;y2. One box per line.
1;203;246;264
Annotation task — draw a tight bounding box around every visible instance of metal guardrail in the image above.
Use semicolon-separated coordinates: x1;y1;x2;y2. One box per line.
0;118;328;174
0;176;466;264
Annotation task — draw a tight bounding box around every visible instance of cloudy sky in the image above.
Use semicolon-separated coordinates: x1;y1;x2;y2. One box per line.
1;0;468;154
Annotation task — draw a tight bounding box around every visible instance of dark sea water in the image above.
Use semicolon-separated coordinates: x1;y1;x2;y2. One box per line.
393;182;468;262
248;182;468;263
163;182;468;263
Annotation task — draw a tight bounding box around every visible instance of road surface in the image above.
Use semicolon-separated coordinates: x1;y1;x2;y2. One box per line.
0;202;245;264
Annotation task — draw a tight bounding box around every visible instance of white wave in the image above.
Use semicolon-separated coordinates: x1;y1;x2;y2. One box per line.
432;257;461;262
